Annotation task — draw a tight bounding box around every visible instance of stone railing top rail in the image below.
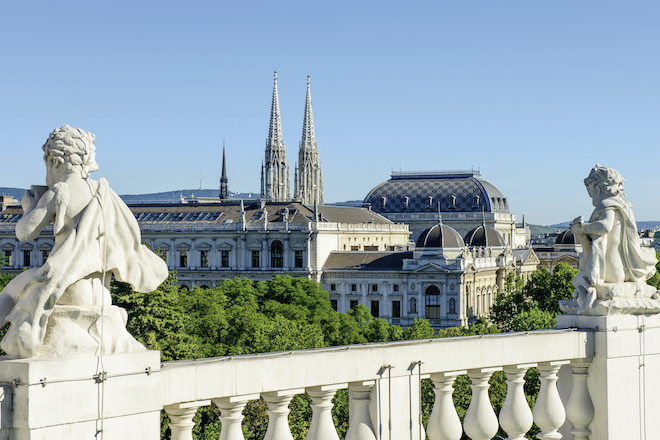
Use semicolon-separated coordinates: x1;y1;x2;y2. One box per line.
161;328;592;406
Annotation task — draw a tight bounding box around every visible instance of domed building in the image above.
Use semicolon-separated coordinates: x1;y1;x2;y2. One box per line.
533;228;582;272
363;170;529;247
321;220;539;328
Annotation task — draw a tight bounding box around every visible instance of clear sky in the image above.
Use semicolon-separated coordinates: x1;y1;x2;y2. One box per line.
1;0;658;226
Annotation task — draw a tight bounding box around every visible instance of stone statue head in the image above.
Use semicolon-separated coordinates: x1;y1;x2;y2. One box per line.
42;125;99;179
583;164;625;198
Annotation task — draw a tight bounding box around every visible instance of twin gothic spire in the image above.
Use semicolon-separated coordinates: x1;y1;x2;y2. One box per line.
261;72;323;204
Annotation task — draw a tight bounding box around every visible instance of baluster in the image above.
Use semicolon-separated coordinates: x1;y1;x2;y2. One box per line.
164;400;209;440
533;361;568;440
500;364;536;440
427;371;465;440
213;394;259;440
464;368;501;440
262;389;304;440
565;359;594;439
306;384;345;440
345;381;377;440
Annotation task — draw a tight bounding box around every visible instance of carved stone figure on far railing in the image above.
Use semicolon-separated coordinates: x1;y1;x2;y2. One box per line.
560;164;660;315
0;125;168;358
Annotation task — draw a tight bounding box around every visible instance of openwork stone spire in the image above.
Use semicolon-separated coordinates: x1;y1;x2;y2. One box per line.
261;71;290;201
219;140;228;200
295;76;323;205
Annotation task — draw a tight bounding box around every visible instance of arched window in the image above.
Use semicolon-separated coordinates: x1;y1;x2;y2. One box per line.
380;196;387;209
425;285;441;319
271;240;284;268
409;297;417;314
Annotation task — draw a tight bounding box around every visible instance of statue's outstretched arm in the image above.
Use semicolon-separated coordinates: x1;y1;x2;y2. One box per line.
573;209;615;237
16;183;69;241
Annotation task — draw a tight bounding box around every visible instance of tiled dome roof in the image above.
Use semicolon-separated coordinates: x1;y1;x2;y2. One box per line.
416;223;465;248
464;224;505;247
364;171;509;214
555;229;576;245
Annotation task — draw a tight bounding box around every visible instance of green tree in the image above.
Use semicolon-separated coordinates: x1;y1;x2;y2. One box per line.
111;271;203;361
646;252;660;289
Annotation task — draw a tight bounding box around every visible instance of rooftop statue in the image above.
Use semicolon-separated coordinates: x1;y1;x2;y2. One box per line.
560;164;660;315
0;125;168;358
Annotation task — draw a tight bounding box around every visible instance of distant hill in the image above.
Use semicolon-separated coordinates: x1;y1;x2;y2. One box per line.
526;224;563;237
0;188;27;200
0;187;260;205
119;189;259;203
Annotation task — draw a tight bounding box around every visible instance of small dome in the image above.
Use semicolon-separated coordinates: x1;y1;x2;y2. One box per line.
556;229;576;245
464;224;505;247
416;223;465;248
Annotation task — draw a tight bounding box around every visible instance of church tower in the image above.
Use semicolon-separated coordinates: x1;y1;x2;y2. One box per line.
219;140;228;200
294;76;323;205
260;71;290;201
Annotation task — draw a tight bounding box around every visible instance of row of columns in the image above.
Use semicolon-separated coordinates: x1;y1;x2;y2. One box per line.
163;358;594;440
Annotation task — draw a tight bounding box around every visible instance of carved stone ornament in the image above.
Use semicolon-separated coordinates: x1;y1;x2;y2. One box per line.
559;164;660;316
0;126;168;358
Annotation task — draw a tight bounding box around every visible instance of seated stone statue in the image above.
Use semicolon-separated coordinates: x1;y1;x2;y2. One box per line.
0;125;168;358
560;164;660;315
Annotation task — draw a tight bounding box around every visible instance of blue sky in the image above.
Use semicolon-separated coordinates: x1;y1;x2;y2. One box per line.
1;0;658;225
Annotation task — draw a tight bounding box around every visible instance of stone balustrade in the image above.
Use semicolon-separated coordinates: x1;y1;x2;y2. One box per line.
3;313;659;438
160;328;593;440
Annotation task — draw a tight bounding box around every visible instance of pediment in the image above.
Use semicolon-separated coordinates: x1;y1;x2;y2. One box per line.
217;242;233;250
247;239;263;250
156;242;170;251
38;242;53;250
1;243;14;250
196;242;212;251
19;243;34;250
413;263;451;274
175;242;191;251
523;250;540;265
556;255;579;262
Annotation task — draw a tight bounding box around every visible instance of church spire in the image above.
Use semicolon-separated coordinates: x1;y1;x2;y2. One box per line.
296;76;323;205
219;139;228;200
261;71;290;201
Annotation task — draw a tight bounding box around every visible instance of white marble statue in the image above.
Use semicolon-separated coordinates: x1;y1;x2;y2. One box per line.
560;164;660;315
0;125;168;358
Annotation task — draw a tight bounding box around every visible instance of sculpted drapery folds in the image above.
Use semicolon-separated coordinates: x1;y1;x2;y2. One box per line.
0;125;168;358
561;164;659;315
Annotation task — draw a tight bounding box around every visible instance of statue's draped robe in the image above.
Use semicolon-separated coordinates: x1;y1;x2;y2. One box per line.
1;179;168;357
578;197;656;288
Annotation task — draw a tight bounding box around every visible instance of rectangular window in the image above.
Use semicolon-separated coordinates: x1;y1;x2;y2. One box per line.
251;251;260;268
160;249;168;262
23;250;31;267
351;284;357;292
393;284;399;292
200;250;209;268
364;245;378;251
350;300;359;309
295;250;304;268
42;250;50;264
330;299;338;311
351;246;359;251
3;250;11;266
221;250;229;267
179;250;188;267
392;300;401;318
330;283;336;291
371;300;379;318
371;284;378;292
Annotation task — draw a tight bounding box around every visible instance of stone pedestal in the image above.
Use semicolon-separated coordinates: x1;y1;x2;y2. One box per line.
0;351;161;440
557;314;660;439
